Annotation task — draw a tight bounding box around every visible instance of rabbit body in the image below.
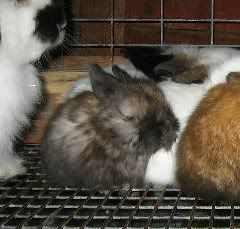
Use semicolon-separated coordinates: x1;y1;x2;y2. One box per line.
41;65;179;189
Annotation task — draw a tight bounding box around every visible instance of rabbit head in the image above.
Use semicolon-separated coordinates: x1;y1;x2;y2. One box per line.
90;65;179;155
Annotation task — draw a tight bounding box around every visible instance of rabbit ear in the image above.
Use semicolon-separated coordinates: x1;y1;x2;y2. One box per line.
89;64;126;105
226;72;240;82
112;65;131;82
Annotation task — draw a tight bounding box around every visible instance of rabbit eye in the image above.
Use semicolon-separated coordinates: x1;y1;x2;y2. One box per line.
124;116;134;122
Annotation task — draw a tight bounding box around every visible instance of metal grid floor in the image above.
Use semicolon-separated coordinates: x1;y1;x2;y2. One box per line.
0;145;238;228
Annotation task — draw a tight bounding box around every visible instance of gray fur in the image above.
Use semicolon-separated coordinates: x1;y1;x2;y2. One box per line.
41;65;179;189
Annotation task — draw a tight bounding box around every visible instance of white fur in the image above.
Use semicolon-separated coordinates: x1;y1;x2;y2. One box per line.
205;56;240;88
0;0;65;64
0;0;55;64
165;46;240;69
160;81;207;130
66;47;240;187
144;79;208;187
145;142;178;187
145;47;240;187
67;47;240;100
0;0;64;178
66;77;93;99
145;81;207;187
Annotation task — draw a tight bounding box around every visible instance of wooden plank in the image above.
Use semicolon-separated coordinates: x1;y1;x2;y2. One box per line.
25;71;88;144
215;0;240;19
43;71;88;102
114;0;127;18
164;0;211;19
71;0;112;18
125;0;161;18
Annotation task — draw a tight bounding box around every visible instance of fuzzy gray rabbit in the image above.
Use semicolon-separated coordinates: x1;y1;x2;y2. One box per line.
41;65;179;189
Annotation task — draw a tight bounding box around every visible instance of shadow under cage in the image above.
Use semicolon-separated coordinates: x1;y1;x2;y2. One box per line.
2;0;240;228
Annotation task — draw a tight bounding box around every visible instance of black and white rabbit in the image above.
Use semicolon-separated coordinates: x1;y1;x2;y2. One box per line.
40;65;179;189
0;0;66;178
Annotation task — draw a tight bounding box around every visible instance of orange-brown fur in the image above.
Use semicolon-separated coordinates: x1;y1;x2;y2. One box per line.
177;78;240;203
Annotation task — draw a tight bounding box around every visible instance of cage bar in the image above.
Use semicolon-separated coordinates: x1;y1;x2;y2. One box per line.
0;146;237;228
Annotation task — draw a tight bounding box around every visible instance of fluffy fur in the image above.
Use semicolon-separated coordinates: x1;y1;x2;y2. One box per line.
65;65;206;187
124;47;240;188
41;65;179;189
144;81;207;186
125;46;240;84
177;77;240;203
0;0;65;178
205;56;240;88
64;47;240;188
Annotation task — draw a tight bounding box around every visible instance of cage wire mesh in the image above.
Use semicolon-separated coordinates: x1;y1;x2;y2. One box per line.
0;145;239;228
65;0;240;72
1;0;240;228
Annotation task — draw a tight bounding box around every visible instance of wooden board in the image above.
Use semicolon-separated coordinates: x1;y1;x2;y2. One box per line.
25;56;127;144
25;71;88;144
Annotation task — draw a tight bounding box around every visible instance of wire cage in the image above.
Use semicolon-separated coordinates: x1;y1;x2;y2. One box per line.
2;0;240;228
1;145;239;228
52;0;240;72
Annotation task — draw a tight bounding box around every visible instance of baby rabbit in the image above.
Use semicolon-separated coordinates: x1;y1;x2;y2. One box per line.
177;65;240;203
66;47;240;188
41;65;179;189
0;0;66;178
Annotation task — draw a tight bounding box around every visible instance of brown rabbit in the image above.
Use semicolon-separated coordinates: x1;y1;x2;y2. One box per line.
177;72;240;203
41;64;179;189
